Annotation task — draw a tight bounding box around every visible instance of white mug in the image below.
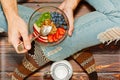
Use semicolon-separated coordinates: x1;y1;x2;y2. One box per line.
50;60;73;80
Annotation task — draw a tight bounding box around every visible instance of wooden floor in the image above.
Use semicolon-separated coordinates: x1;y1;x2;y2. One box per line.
0;0;120;80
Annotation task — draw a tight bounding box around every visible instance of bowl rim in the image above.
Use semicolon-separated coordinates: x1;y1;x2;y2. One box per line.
28;6;69;46
50;60;73;80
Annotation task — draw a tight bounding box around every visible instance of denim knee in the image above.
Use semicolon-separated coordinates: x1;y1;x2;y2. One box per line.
86;0;120;24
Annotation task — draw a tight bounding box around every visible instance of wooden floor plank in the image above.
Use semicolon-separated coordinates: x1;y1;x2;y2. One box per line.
23;0;63;3
22;3;61;10
1;72;120;80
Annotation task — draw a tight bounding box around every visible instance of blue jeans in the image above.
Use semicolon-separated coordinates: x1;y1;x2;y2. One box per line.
42;0;120;61
0;0;120;61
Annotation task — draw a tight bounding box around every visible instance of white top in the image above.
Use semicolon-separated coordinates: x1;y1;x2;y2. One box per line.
50;60;73;80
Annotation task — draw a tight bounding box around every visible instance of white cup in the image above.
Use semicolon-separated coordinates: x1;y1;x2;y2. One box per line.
50;60;73;80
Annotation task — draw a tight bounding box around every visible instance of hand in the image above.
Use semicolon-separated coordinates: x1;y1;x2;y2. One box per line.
8;14;31;53
59;0;80;36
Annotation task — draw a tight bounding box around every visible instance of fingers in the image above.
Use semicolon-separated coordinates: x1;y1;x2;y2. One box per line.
8;34;28;54
8;25;31;53
8;16;31;54
67;10;74;36
62;8;74;36
20;30;31;50
68;25;74;36
17;42;28;53
29;34;33;40
59;1;74;36
16;34;33;53
59;0;66;10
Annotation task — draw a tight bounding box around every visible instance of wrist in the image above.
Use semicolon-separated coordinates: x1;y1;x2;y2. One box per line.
7;13;19;30
65;0;81;10
1;0;18;23
5;8;18;20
